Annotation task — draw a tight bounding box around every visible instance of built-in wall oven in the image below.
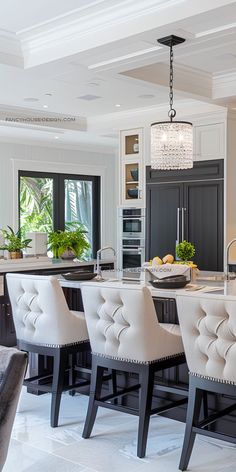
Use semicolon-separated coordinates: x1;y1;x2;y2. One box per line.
119;208;145;273
122;239;145;269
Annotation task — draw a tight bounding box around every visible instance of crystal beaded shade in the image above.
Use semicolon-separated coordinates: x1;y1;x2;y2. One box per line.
151;121;193;170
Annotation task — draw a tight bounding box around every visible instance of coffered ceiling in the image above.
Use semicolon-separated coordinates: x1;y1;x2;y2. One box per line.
0;0;236;147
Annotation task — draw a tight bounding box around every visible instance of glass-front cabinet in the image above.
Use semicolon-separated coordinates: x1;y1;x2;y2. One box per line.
120;128;144;206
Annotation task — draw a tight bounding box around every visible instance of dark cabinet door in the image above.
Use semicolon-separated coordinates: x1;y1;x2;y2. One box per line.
146;160;224;271
146;183;183;260
184;180;223;271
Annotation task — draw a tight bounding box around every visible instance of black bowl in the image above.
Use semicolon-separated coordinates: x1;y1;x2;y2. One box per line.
62;272;96;281
127;188;138;198
130;169;138;181
149;275;188;289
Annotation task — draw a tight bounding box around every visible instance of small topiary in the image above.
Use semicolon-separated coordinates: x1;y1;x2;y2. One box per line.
176;240;195;262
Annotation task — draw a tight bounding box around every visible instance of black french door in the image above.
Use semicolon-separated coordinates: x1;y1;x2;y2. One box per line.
19;171;100;257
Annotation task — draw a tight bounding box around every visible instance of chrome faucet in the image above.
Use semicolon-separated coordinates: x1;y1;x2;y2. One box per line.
96;246;116;280
225;238;236;280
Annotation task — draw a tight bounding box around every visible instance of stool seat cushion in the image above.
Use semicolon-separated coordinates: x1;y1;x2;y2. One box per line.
160;323;181;336
70;311;89;342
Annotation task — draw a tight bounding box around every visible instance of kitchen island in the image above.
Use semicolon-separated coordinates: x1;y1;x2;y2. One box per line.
59;274;236;435
6;268;236;436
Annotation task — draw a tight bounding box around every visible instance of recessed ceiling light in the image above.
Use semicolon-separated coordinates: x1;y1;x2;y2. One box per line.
23;97;39;102
115;104;121;107
43;104;48;108
54;136;59;139
45;93;53;96
76;94;101;101
88;82;100;87
139;94;155;99
218;53;236;60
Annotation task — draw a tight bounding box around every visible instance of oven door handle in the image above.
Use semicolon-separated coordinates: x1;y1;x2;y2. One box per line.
122;248;142;253
122;218;143;221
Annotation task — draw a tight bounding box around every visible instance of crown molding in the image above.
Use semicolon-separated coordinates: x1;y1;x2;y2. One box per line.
213;70;236;99
195;21;236;38
0;29;23;67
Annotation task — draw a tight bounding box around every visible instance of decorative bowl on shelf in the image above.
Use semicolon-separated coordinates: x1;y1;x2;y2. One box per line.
127;188;138;198
130;169;138;181
62;272;96;281
149;275;188;289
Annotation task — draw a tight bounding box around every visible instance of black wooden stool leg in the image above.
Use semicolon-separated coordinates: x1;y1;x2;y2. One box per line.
69;353;76;397
137;365;154;458
111;369;118;405
202;391;208;425
82;359;104;439
179;377;203;471
51;348;67;427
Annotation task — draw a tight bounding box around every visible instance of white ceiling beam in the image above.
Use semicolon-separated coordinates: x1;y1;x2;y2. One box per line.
17;0;236;68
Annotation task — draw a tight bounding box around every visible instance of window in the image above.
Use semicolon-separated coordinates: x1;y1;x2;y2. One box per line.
19;171;100;257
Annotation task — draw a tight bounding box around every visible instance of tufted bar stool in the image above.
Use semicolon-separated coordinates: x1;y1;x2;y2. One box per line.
6;273;90;428
177;292;236;470
81;282;187;458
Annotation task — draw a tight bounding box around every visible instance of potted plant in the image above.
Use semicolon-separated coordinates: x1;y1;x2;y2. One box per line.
176;240;195;263
47;223;90;259
0;226;32;259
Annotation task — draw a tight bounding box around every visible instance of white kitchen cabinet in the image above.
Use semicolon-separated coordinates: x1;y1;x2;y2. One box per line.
194;122;225;161
120;128;145;207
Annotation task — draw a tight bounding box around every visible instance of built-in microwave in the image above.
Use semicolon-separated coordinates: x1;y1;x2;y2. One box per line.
120;208;145;239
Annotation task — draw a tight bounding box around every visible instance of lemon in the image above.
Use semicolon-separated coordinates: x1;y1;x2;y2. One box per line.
152;256;163;266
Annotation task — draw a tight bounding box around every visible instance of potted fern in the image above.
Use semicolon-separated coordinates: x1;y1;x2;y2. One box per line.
0;226;32;259
47;223;90;259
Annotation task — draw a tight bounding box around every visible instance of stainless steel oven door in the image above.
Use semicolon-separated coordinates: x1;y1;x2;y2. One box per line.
122;247;145;269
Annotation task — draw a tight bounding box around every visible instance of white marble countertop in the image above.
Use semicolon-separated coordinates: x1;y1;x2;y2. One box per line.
59;276;233;299
0;258;114;273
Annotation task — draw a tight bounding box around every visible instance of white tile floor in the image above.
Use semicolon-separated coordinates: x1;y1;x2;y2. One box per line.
4;387;236;472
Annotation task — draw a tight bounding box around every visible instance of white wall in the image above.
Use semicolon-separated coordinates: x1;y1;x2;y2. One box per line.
0;141;117;250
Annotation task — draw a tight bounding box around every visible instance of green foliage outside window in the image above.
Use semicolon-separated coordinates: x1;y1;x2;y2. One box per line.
20;176;53;235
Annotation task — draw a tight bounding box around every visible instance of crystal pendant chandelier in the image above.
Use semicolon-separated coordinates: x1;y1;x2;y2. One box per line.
151;35;193;170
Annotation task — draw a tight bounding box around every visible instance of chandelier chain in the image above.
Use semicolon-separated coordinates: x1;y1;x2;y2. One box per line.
169;44;176;121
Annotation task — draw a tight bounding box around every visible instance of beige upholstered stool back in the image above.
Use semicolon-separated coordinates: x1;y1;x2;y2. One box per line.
7;273;88;346
81;282;183;363
177;293;236;383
